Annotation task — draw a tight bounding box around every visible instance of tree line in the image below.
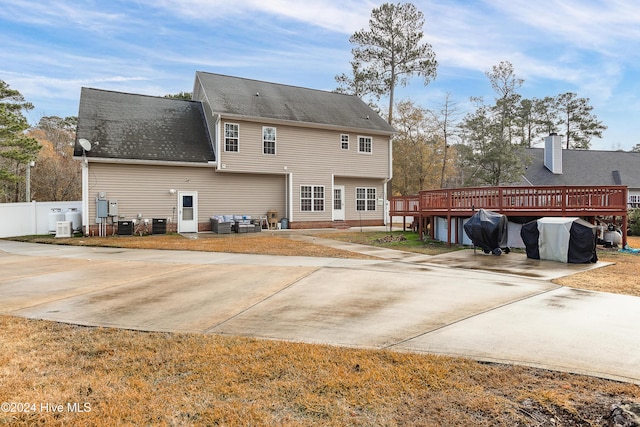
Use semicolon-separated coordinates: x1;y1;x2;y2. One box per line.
335;2;619;194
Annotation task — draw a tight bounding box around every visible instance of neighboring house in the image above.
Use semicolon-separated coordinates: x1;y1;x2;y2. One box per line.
73;72;395;234
522;134;640;208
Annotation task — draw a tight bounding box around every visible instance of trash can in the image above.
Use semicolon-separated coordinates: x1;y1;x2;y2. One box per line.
280;218;289;230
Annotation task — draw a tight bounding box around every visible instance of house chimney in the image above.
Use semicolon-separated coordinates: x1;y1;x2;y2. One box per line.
544;133;563;174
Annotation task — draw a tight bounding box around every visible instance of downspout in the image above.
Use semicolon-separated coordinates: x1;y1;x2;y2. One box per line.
288;172;293;223
386;134;393;227
213;114;221;169
82;158;89;236
383;178;389;226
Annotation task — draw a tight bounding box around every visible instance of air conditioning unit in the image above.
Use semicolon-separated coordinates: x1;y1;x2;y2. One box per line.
55;221;72;238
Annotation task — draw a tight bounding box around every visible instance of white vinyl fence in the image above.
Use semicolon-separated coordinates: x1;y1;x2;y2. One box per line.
0;201;82;238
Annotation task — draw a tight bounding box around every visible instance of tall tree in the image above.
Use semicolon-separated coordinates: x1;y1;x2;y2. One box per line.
459;62;529;186
514;97;553;147
346;2;437;125
0;80;40;202
27;116;81;201
553;92;607;149
429;93;461;188
486;61;523;144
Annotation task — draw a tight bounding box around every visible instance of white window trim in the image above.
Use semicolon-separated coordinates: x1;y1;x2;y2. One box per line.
356;187;377;211
224;123;240;153
300;185;325;212
340;134;349;150
357;135;372;154
262;126;277;155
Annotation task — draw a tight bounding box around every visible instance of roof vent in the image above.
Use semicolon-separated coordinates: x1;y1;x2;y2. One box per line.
256;92;260;97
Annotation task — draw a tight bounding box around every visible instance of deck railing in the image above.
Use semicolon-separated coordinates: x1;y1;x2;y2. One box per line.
394;185;628;215
390;195;420;214
390;185;628;246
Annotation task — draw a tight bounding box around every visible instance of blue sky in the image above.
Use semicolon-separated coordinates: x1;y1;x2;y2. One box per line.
1;0;639;150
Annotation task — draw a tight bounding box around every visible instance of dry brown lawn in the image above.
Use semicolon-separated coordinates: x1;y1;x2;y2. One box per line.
19;233;381;259
553;235;640;296
2;232;639;425
1;317;638;426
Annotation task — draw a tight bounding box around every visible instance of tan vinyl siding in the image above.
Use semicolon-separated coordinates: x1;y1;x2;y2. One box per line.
292;173;332;222
215;119;390;224
87;163;285;224
335;177;385;222
218;119;390;179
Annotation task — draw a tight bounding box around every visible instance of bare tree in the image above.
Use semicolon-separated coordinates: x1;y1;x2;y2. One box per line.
27;116;81;201
429;93;461;188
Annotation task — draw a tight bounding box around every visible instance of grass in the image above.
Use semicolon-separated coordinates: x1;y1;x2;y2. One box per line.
1;317;638;426
2;231;640;425
11;232;380;259
314;230;461;255
552;236;640;296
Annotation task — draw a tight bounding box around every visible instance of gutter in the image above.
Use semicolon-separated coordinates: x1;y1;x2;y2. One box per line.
72;157;216;168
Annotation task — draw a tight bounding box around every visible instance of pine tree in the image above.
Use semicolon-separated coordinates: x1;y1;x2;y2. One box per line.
0;80;40;202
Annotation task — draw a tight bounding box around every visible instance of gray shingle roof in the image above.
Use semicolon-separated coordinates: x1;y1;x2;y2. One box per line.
523;148;640;189
74;87;214;162
195;71;395;134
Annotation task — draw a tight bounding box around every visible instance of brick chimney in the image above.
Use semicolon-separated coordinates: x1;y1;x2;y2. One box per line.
544;133;563;174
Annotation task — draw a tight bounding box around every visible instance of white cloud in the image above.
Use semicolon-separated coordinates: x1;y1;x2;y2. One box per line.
485;0;640;53
0;0;131;34
142;0;374;33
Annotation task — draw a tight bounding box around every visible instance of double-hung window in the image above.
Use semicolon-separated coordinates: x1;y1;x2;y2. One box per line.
340;134;349;150
225;123;239;152
300;185;324;212
356;187;376;211
358;136;372;153
263;126;276;155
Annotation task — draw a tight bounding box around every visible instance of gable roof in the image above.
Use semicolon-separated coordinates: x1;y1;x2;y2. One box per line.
194;71;395;135
73;87;214;163
523;148;640;188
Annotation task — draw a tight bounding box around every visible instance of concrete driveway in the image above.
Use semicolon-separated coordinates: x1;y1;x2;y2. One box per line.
1;239;638;385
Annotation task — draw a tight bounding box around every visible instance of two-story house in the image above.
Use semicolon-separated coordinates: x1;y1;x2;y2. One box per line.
73;72;395;234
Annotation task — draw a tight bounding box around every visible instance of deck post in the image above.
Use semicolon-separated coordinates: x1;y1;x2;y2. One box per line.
622;187;628;247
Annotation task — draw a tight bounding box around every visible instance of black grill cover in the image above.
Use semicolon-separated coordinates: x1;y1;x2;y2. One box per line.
520;217;598;263
463;209;508;252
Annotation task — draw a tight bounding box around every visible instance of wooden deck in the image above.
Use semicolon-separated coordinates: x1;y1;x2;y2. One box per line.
390;185;629;246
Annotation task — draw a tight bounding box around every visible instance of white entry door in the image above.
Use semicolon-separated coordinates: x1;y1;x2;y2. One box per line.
333;185;345;221
178;191;198;233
